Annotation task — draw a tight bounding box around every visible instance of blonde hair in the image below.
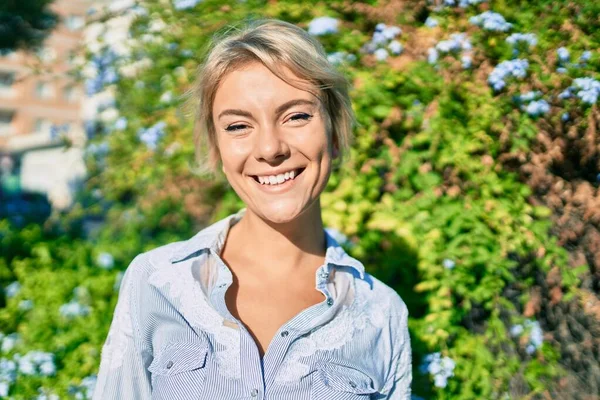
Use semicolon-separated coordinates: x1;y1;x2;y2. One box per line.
184;18;356;177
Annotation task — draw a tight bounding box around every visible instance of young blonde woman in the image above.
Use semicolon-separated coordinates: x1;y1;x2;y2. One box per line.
94;18;412;400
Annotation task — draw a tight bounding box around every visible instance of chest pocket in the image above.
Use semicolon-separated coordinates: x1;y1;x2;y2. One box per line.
149;337;210;400
311;363;378;399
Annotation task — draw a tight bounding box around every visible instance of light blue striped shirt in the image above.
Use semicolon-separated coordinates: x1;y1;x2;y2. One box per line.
93;208;412;399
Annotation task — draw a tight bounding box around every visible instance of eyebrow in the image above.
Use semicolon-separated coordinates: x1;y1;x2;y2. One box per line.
217;99;317;121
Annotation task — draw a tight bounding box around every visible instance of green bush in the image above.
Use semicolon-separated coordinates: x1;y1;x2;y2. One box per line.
1;0;598;398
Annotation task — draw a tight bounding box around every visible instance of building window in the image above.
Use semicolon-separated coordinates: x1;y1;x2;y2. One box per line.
65;15;85;31
0;71;15;90
63;85;81;103
35;82;55;99
0;110;15;136
34;118;53;135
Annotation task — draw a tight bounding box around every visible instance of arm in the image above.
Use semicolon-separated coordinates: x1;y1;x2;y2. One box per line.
381;307;412;399
93;255;152;399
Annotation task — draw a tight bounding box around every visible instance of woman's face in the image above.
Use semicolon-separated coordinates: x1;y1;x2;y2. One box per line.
212;61;334;224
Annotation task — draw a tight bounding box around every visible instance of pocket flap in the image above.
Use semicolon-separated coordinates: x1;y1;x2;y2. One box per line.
317;363;377;395
149;339;209;376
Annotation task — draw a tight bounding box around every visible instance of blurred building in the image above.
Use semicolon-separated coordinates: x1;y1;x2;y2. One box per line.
0;0;95;209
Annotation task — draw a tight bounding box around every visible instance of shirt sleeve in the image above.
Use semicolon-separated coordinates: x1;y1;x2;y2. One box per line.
381;306;412;399
93;255;152;399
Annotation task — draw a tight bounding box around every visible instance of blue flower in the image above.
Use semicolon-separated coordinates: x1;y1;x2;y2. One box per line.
558;88;572;99
69;375;97;399
388;40;403;55
1;333;19;353
557;47;570;63
523;100;550;117
15;351;55;376
506;33;537;48
114;117;127;131
510;324;523;337
86;141;110;157
469;11;512;32
488;59;528;91
458;0;486;6
97;252;114;269
4;281;21;298
518;91;541;102
561;112;569;122
0;381;8;397
327;51;356;65
173;0;202;10
573;77;600;104
376;24;401;40
440;0;486;7
425;17;439;28
374;48;389;61
580;50;592;63
524;320;543;354
427;48;439;64
443;258;455;269
102;67;119;85
59;301;91;319
308;17;339;36
36;388;60;400
420;352;456;388
138;121;167;150
435;33;471;54
18;300;33;311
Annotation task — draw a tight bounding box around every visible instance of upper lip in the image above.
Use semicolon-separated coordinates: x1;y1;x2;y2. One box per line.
250;167;305;177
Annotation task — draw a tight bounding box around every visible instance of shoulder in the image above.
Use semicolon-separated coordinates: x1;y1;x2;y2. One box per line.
121;240;188;283
355;272;409;321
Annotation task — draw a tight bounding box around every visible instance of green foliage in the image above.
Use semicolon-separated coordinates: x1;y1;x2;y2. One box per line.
1;0;597;398
0;0;58;52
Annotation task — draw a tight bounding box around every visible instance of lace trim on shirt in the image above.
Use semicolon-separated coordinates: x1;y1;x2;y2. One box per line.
99;274;134;371
148;265;241;379
275;281;387;384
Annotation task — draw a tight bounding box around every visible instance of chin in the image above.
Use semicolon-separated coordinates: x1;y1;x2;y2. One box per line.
253;201;307;225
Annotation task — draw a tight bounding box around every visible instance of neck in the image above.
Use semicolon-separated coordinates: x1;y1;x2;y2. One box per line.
227;199;326;273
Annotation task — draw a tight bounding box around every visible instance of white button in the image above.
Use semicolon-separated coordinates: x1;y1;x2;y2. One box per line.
166;360;174;369
250;388;259;397
280;330;289;337
218;283;227;288
319;271;329;279
349;380;357;388
326;298;334;306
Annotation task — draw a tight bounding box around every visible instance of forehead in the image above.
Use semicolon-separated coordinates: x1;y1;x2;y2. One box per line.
212;62;319;112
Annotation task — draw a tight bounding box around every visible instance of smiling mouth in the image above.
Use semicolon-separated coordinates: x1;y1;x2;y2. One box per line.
250;167;306;185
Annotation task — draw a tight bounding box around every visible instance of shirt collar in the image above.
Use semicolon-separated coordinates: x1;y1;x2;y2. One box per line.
168;208;365;279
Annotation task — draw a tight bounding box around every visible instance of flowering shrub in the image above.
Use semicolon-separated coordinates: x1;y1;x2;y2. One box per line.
2;0;599;399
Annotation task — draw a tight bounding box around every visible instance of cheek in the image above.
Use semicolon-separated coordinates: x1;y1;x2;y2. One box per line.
218;136;252;171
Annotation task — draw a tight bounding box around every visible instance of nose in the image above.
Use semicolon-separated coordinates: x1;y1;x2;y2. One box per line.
253;124;290;163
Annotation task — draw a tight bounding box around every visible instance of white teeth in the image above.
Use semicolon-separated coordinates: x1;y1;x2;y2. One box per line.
255;169;300;185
